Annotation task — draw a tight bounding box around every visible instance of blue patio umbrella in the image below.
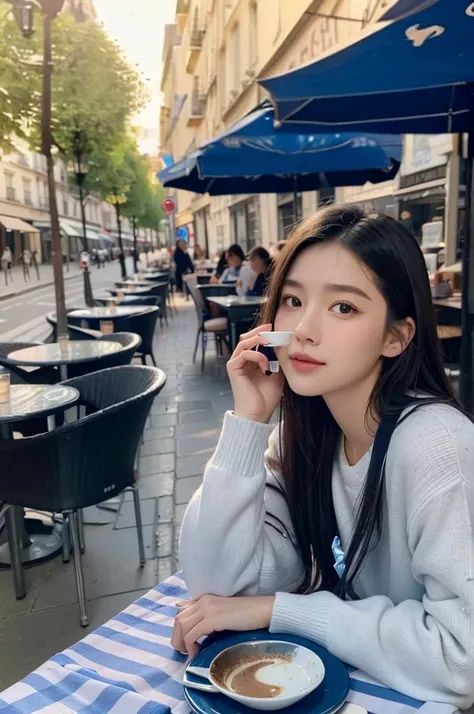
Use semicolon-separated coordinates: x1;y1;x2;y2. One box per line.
380;0;440;21
259;0;474;409
159;105;402;217
259;0;474;134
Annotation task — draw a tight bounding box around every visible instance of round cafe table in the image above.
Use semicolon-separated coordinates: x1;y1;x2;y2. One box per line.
115;280;153;288
68;306;148;320
7;340;121;381
0;384;80;591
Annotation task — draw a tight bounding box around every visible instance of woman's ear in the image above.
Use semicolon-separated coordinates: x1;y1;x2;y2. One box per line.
382;317;416;359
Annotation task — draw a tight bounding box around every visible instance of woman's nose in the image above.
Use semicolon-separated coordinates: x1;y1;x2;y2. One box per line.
294;310;321;345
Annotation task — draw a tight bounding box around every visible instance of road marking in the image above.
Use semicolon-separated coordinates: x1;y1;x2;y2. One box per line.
0;318;7;324
37;301;55;307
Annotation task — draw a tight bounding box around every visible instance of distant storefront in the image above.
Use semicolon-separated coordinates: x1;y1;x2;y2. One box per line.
230;197;260;253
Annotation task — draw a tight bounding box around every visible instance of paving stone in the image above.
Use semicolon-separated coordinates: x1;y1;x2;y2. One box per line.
150;402;178;416
157;496;174;523
178;400;213;413
157;556;174;584
140;438;176;457
125;472;174;500
177;453;210;479
143;425;175;442
176;474;203;505
156;523;173;558
177;435;218;457
115;498;156;529
150;413;178;427
178;409;215;425
140;453;175;475
176;421;220;438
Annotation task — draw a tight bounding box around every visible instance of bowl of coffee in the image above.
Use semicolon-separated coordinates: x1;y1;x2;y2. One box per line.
184;640;325;711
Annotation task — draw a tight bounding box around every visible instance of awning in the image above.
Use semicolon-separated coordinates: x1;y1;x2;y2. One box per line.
0;215;39;232
60;221;101;242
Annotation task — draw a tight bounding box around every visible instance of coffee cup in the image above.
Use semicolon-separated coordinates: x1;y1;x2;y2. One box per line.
258;331;293;347
183;640;325;711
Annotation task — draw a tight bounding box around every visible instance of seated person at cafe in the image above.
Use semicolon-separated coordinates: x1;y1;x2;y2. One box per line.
220;243;255;294
246;246;273;296
174;204;474;710
210;250;228;283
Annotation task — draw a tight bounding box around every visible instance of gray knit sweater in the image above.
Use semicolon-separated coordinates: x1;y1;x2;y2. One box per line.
179;405;474;709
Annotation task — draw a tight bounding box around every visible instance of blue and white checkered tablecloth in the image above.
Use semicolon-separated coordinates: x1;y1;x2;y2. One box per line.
0;574;457;714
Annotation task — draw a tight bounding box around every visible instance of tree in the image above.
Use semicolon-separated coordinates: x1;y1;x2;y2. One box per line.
121;150;150;272
0;12;41;151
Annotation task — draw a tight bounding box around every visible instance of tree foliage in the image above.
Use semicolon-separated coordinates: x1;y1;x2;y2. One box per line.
0;11;41;151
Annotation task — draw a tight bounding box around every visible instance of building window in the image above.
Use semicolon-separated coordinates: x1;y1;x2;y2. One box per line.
231;24;240;94
249;2;258;68
63;194;69;216
4;171;15;202
278;197;302;240
231;197;260;252
23;178;33;206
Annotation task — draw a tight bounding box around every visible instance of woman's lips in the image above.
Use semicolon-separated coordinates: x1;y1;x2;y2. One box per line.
289;354;326;373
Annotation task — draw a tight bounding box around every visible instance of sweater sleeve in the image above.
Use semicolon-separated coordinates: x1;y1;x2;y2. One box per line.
270;419;474;709
179;412;305;599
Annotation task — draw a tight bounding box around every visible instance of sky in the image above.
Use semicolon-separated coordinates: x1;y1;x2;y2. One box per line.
93;0;176;155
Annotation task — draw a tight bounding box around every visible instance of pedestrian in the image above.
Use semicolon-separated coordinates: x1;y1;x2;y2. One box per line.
176;204;474;710
32;250;40;279
173;239;194;294
246;246;273;296
22;248;31;282
1;248;9;285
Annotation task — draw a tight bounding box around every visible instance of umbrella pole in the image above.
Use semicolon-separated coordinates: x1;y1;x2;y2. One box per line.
293;175;299;222
460;130;474;411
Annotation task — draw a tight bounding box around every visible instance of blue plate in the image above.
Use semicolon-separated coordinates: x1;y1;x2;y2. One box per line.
184;629;350;714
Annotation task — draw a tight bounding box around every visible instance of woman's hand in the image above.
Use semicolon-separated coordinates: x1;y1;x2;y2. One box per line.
227;324;285;423
171;595;275;657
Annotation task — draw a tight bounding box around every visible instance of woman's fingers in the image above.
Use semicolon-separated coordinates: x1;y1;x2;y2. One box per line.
171;618;187;653
228;349;269;375
238;323;272;342
232;333;271;359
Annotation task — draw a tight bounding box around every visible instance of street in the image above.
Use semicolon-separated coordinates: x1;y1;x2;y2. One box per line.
0;259;133;342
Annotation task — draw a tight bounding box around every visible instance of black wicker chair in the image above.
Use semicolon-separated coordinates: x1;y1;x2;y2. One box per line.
94;296;164;328
65;332;142;379
183;275;229;372
69;307;160;366
0;365;167;626
45;313;101;342
0;342;58;385
146;283;170;326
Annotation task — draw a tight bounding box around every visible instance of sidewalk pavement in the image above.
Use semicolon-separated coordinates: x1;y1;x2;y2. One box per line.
0;262;83;300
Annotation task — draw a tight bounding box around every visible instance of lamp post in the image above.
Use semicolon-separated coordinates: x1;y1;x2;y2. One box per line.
8;0;68;338
107;191;127;278
72;149;94;306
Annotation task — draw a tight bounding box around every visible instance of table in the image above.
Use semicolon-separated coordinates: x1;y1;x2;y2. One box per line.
0;573;456;714
8;341;122;382
433;297;462;310
115;280;154;288
0;385;79;586
208;295;266;349
437;325;462;340
68;306;148;319
110;286;153;296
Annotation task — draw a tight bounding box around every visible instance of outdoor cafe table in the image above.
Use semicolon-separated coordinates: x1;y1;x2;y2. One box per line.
68;306;149;320
0;384;80;580
208;295;266;350
115;280;154;289
7;341;122;381
0;572;458;714
109;286;153;296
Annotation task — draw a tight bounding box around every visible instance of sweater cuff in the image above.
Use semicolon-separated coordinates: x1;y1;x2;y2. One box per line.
207;411;274;478
270;591;333;649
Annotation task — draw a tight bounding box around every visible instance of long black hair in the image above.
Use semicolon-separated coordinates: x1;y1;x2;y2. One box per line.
262;204;464;598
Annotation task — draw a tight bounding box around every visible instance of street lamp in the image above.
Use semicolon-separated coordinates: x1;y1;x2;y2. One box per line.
107;191;128;279
8;0;68;339
72;146;94;306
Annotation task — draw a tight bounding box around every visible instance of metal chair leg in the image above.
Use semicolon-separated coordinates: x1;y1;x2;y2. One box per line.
68;512;89;627
62;514;71;563
78;509;85;554
193;327;202;364
132;485;146;566
6;507;26;600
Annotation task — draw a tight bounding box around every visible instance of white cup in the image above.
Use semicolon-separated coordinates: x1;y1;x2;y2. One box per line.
258;331;293;347
183;640;325;711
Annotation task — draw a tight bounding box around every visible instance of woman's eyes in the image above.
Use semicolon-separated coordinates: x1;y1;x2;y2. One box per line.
281;295;302;308
330;302;358;316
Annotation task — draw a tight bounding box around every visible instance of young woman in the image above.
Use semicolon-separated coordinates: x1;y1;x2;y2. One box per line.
247;246;273;296
174;205;474;709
